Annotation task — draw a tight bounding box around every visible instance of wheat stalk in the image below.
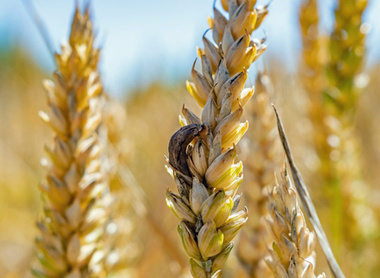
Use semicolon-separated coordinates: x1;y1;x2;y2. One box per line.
236;72;282;277
21;0;55;60
166;0;268;277
33;6;110;277
265;170;325;278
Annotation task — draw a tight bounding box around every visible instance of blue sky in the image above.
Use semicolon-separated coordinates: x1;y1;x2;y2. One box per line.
0;0;379;96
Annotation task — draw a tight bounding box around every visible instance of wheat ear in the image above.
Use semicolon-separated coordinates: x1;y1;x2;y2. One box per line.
324;0;377;272
33;6;109;277
298;0;329;166
298;0;341;258
236;72;282;277
299;0;376;271
319;0;373;264
327;0;368;111
99;101;141;276
274;106;344;278
265;171;325;278
166;0;268;277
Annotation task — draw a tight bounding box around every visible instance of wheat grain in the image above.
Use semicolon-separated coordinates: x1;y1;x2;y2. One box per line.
166;0;268;277
33;6;110;277
266;171;325;278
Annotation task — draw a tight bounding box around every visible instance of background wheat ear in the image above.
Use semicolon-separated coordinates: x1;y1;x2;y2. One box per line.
166;0;268;277
33;5;110;277
324;1;376;262
298;0;377;275
274;106;344;277
99;100;142;277
298;0;327;166
235;71;283;278
265;170;326;278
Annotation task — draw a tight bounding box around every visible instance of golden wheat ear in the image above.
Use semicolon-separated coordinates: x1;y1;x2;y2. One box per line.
33;6;110;277
266;170;326;278
324;1;375;262
298;0;327;162
166;0;269;277
235;71;283;278
273;106;345;278
299;0;375;273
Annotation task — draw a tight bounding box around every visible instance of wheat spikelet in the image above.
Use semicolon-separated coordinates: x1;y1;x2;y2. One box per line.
266;171;325;278
33;6;110;277
235;72;282;277
166;0;268;276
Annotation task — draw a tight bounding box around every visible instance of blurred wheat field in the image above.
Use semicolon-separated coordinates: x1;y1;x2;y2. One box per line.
0;0;380;277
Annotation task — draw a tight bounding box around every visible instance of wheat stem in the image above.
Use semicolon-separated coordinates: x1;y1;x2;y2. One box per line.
21;0;56;63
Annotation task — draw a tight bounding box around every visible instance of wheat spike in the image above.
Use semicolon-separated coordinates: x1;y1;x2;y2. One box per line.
298;0;329;164
166;0;268;277
327;0;368;111
299;0;340;256
274;106;345;277
266;171;326;278
236;72;282;277
33;6;110;277
299;0;377;272
324;0;377;273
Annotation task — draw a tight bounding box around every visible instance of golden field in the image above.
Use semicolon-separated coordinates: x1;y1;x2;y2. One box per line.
0;1;379;277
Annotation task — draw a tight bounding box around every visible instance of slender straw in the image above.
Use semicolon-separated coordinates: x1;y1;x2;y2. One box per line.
21;0;56;63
